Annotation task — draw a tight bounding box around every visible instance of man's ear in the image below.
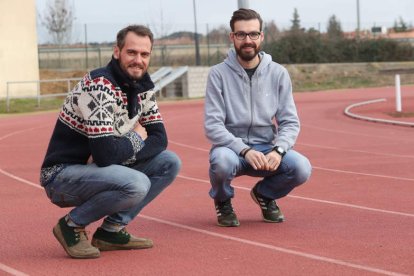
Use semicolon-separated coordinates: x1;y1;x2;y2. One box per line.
113;46;120;59
229;32;235;43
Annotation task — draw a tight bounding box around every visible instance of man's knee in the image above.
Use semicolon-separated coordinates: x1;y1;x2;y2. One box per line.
209;147;238;175
292;155;312;186
124;174;151;198
158;150;181;177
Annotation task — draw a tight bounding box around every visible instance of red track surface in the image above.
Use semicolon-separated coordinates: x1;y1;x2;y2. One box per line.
1;86;413;276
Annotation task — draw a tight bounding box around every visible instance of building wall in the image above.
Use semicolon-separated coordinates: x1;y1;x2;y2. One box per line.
0;0;39;98
184;67;210;98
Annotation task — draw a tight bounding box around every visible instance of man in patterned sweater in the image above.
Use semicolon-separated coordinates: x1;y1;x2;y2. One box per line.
40;25;181;259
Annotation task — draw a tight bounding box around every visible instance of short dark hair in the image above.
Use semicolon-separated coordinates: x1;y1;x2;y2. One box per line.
116;25;154;50
230;8;263;31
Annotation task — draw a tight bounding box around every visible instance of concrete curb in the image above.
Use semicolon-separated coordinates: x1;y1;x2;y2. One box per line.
344;98;414;128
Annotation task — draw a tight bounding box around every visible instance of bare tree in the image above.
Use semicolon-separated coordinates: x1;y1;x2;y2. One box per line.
150;5;175;66
41;0;74;45
207;25;230;44
265;20;280;42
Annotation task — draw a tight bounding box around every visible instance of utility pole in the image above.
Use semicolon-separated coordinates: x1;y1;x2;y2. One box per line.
238;0;249;9
84;24;88;70
356;0;360;39
193;0;201;65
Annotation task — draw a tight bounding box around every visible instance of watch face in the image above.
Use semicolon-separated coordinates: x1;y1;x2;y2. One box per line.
275;147;285;156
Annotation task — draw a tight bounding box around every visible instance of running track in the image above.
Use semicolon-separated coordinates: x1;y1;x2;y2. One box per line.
0;86;413;276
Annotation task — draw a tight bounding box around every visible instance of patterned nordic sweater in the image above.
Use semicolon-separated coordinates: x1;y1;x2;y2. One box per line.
40;57;167;186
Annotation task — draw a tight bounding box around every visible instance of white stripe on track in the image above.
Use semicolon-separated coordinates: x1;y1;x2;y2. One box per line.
169;140;414;181
177;175;414;218
0;169;43;189
2;168;411;218
0;127;46;142
169;141;209;152
0;263;29;276
298;142;414;159
139;215;407;276
0;169;411;275
313;166;414;182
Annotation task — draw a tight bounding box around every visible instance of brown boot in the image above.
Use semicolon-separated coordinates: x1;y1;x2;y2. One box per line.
53;217;100;259
91;227;153;251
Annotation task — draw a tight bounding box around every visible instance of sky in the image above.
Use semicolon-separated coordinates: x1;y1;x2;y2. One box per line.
35;0;414;43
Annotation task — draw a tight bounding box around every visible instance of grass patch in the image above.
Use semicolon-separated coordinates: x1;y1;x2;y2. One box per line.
387;111;414;118
0;97;64;114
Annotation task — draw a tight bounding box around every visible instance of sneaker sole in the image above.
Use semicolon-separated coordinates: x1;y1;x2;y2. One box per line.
263;217;285;223
217;221;240;227
91;239;153;251
52;225;100;259
250;190;285;223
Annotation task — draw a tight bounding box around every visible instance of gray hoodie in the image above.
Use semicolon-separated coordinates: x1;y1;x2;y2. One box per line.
204;49;300;155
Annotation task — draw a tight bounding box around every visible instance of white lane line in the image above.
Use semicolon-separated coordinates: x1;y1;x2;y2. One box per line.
0;263;29;276
169;140;414;182
344;98;414;127
169;141;209;152
0;170;410;275
301;124;413;141
313;166;414;182
0;126;48;142
177;175;414;218
298;142;414;159
0;169;43;189
139;215;407;276
3;169;411;218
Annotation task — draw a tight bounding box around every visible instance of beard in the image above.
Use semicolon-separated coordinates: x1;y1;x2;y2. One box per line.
235;42;261;62
118;56;147;81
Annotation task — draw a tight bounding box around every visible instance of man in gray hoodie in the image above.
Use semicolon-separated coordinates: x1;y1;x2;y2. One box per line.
204;9;312;227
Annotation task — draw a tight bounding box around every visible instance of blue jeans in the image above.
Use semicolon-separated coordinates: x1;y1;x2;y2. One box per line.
44;150;181;227
209;145;311;201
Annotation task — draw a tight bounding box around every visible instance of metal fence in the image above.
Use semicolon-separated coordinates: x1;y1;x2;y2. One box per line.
5;78;81;112
4;66;192;112
38;43;229;70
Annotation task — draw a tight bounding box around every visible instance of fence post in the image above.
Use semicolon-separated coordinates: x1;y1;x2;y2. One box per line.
37;80;41;107
6;82;10;112
395;74;402;112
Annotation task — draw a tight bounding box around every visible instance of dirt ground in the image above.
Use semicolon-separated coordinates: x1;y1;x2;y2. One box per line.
40;61;414;95
39;70;86;95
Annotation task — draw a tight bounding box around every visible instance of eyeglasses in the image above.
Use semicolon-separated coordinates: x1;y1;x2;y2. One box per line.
233;31;261;40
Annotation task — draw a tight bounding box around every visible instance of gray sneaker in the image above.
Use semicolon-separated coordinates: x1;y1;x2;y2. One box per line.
214;199;240;227
250;186;285;223
53;217;100;259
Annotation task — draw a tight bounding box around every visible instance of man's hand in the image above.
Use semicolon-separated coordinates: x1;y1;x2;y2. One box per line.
87;155;94;164
244;149;270;170
134;123;147;140
265;150;282;171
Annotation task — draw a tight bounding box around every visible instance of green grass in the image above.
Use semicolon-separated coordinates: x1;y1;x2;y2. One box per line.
387;111;414;118
0;97;64;114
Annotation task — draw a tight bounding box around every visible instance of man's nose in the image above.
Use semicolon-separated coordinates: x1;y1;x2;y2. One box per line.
134;54;143;63
244;35;253;42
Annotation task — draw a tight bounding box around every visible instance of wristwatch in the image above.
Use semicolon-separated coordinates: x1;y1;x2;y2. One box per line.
273;146;286;157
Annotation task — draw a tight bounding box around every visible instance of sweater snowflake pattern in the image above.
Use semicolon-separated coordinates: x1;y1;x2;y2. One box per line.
40;58;167;186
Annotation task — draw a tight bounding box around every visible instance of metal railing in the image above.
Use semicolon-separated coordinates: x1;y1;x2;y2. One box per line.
5;78;81;112
4;67;189;112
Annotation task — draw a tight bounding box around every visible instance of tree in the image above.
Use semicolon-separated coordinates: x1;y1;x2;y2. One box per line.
264;20;280;42
41;0;74;45
393;16;408;32
327;15;343;40
207;25;230;44
290;8;302;32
